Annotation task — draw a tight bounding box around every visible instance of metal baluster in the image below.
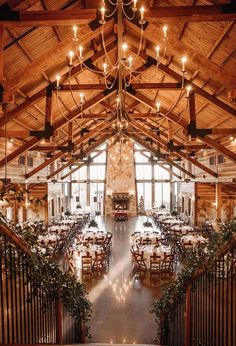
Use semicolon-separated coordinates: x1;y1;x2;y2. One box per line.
0;235;5;344
4;235;10;344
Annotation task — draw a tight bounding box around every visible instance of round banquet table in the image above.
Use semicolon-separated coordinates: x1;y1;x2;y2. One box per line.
72;244;103;269
140;245;172;269
181;235;207;248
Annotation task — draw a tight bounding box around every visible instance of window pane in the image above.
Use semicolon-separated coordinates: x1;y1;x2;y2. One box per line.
154;182;170;209
72;166;87;180
154;165;170;180
135;164;152;180
90;165;106;180
71;183;87;211
93;152;106;163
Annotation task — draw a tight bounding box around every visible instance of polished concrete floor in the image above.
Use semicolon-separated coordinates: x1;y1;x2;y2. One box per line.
83;216;165;345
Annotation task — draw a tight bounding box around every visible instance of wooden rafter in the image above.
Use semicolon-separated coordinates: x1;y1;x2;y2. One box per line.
126;131;195;179
0;7;97;26
0;90;116;169
127;90;236;165
145;4;236;22
0;39;116;128
128;121;217;177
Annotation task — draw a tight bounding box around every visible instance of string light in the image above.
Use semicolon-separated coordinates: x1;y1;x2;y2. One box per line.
78;45;83;59
72;26;78;41
163;25;168;39
186;85;192;98
181;56;187;73
68;51;74;66
139;7;146;25
55;75;60;89
100;6;106;24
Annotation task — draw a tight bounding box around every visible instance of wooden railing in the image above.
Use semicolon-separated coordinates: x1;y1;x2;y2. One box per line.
0;219;82;344
161;240;236;346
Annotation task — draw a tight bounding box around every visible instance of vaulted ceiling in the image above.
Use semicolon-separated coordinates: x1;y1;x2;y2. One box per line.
0;0;236;181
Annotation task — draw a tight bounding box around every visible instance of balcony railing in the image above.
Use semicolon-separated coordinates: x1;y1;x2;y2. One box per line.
0;220;83;344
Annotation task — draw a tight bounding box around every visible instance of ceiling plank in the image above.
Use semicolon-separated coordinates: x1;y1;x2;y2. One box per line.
129;120;217;177
126;20;236;91
127;131;195;179
0;39;116;128
0;7;97;26
145;4;236;22
127;90;236;165
0;90;115;169
3;20;114;93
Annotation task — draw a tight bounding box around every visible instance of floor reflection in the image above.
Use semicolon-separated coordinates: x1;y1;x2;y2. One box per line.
80;216;169;344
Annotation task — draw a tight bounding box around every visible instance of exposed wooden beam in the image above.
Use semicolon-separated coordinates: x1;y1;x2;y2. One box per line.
0;90;115;169
61;141;108;180
127;131;195;179
127;90;236;164
0;7;96;26
0;25;3;83
146;4;236;22
55;84;107;91
126;20;236;91
47;122;113;180
0;39;116;128
129;120;217;177
131;82;182;90
3;20;113;93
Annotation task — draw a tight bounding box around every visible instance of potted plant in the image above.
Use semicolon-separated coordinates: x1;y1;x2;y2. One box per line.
171;210;178;217
143;219;153;228
88;219;99;229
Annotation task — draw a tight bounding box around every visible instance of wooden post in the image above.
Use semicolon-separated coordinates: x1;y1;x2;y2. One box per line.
194;182;198;226
0;25;3;83
216;182;222;222
45;86;53;142
188;91;197;140
185;284;191;346
56;298;63;344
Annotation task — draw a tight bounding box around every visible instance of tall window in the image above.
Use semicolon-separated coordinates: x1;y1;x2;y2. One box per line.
70;144;107;214
134;143;171;210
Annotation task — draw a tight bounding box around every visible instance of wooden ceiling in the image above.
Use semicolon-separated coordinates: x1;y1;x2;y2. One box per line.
0;0;236;181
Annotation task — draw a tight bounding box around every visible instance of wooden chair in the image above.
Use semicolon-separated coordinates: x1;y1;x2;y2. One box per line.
150;254;162;273
161;254;174;274
95;236;105;246
182;240;194;250
81;255;93;278
142;238;152;246
133;251;147;273
92;252;107;273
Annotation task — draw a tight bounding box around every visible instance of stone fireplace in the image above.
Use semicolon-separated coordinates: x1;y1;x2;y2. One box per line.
112;193;130;211
105;141;137;215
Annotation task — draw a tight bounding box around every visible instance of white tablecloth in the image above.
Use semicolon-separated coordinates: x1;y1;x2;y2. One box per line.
141;245;172;269
181;235;206;248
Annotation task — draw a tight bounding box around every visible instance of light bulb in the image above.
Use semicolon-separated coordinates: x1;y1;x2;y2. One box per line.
140;7;145;20
103;62;107;74
128;56;133;68
100;6;106;23
163;25;168;39
181;56;187;72
68;51;74;66
78;45;83;59
156;101;161;113
133;0;137;11
73;25;78;40
186;85;192;98
56;75;60;88
80;93;84;104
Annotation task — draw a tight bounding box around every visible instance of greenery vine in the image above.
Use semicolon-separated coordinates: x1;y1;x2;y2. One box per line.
151;222;236;343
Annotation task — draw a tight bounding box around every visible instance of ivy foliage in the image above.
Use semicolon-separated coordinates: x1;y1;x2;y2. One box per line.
151;222;236;343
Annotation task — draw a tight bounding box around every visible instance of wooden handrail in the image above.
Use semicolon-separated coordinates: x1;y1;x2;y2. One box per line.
0;219;30;254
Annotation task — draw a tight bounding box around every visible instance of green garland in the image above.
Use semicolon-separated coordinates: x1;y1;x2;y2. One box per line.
151;223;236;343
7;223;92;337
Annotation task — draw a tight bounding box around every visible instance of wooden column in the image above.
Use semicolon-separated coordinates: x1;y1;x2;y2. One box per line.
194;182;198;226
216;182;222;222
188;91;197;140
0;25;3;83
45;86;53;142
151;156;155;207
